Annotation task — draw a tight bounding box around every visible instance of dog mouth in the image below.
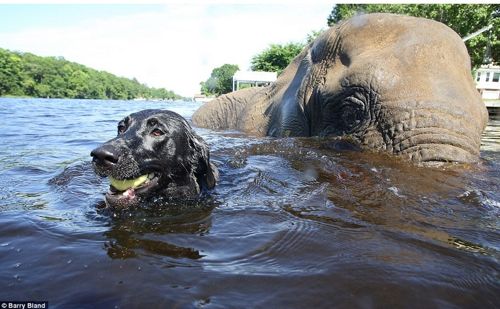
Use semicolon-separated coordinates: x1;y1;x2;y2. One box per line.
105;173;160;207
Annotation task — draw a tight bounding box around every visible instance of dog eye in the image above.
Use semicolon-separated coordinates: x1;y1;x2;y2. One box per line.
150;129;164;137
118;125;126;134
148;119;158;127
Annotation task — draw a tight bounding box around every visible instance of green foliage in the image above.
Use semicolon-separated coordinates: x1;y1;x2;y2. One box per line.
306;30;325;44
0;48;181;100
200;63;239;96
250;43;305;74
199;33;323;94
249;31;323;75
0;52;23;96
327;4;500;68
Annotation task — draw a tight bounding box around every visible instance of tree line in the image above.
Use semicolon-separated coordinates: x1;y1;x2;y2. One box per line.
0;48;181;100
201;4;498;97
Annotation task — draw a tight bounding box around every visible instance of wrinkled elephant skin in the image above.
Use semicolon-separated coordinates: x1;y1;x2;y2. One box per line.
193;14;488;163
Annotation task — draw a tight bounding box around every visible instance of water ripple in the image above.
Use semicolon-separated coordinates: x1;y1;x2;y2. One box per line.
0;98;498;307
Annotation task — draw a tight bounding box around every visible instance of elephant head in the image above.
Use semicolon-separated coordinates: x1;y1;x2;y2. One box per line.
193;13;488;163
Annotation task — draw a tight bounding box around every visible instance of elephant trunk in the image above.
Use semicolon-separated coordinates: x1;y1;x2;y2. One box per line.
375;98;487;163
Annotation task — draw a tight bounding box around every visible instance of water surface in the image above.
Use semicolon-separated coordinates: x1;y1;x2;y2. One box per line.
0;98;499;308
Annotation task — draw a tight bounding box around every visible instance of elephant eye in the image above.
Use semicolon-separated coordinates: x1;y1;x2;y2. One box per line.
321;92;371;136
317;85;379;138
340;97;365;132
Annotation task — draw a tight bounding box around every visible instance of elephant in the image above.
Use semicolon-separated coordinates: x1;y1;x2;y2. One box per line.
193;13;488;163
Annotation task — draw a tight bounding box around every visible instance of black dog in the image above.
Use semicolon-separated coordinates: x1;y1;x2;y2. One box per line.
90;109;218;209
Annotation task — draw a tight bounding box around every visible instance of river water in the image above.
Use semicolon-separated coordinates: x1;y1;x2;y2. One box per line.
0;98;499;308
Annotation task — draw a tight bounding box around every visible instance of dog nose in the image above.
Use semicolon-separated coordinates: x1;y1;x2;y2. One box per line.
90;146;119;166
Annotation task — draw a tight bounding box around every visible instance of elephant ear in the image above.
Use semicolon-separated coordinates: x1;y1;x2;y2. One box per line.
188;131;219;190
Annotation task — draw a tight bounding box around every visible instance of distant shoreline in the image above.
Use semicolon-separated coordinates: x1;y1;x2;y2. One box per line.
0;95;192;102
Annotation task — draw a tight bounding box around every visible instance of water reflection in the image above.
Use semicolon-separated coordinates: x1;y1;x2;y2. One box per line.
482;111;500;153
225;138;500;258
100;200;216;259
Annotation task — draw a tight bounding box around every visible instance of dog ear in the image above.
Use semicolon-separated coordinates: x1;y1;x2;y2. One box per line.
202;161;219;189
189;132;219;190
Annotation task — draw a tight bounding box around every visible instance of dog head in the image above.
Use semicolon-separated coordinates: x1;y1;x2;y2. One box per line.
91;109;218;209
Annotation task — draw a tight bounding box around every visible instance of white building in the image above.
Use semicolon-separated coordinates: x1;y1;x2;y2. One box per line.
232;71;277;92
193;94;215;103
475;65;500;100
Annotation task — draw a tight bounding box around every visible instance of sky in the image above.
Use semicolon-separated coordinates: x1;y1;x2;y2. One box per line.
0;3;333;97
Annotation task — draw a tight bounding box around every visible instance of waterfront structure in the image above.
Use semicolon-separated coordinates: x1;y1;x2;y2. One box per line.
475;65;500;103
193;94;215;103
232;71;277;92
